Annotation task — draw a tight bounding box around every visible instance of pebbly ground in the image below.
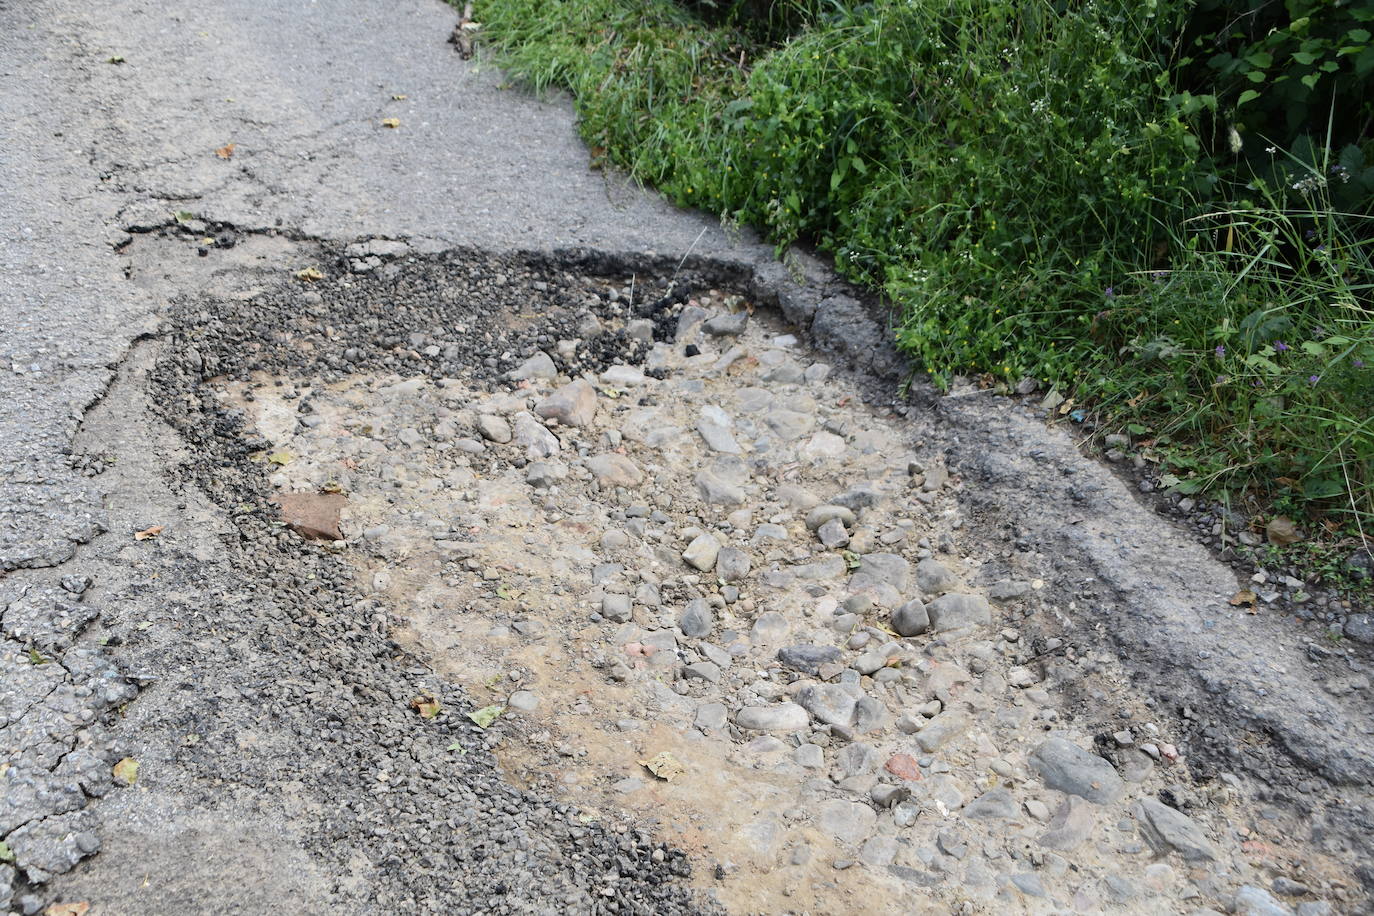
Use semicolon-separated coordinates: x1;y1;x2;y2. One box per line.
0;0;1370;912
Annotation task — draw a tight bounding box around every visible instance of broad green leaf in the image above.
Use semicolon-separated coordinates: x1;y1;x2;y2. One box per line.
467;705;504;729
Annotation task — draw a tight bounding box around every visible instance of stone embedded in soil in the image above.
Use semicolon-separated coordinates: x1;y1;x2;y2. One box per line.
587;453;642;488
847;552;910;607
1029;738;1126;804
963;787;1018;821
1037;796;1097;851
508;690;540;712
695;471;745;506
535;379;598;427
506;350;557;380
816;517;850;548
696;415;741;454
915;558;956;595
716;547;750;583
915;711;968;753
777;644;841;676
602;594;632;623
678;598;713;638
476;414;512;443
703;312;748;336
1137;797;1218;862
513;411;560;458
695;703;728;730
271;492;347;541
817;799;877;847
805;505;855;532
890;598;930;637
797;684;858;727
734;703;809;732
885;753;923;782
927;593;991;632
682;534;720;572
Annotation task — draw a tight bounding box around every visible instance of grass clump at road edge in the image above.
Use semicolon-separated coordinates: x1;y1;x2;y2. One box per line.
473;0;1374;573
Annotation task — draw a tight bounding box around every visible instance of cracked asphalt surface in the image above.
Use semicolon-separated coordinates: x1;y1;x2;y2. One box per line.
2;0;1372;913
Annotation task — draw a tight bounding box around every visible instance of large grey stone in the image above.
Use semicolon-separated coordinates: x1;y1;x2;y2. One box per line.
890;598;929;636
716;547;751;582
777;644;841;676
915;558;957;595
816;799;877;846
962;787;1017;820
1037;796;1097;850
682;534;721;572
1232;886;1297;916
475;414;512;443
506;351;556;381
695;472;745;505
1137;797;1217;862
797;684;858;727
734;703;809;732
534;379;597;427
1028;738;1125;804
678;598;714;638
916;712;968;753
926;593;991;632
805;504;855;532
848;553;910;607
513;411;560;458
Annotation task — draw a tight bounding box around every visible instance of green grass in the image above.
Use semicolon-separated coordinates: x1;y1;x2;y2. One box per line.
471;0;1374;577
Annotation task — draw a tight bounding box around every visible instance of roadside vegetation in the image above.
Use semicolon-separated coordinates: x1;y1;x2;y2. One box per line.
470;0;1374;588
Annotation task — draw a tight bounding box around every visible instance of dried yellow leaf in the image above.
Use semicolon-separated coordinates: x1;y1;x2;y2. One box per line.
381;118;400;129
134;524;164;540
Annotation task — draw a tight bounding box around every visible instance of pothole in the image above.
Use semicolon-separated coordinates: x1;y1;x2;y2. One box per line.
148;241;1356;914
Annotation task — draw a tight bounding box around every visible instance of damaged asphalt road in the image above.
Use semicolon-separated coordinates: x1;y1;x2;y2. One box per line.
1;0;1371;913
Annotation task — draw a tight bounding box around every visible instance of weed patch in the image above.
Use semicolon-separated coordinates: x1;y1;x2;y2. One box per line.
471;0;1373;572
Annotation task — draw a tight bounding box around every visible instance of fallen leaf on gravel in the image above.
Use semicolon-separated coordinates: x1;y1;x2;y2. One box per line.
392;93;408;100
45;903;90;916
215;142;236;159
112;757;139;785
467;704;504;728
410;695;442;719
134;524;164;540
44;904;90;916
885;753;923;782
640;752;685;782
295;266;325;282
267;451;292;465
0;840;13;862
381;117;400;129
173;210;194;224
446;741;466;754
107;55;125;64
1266;516;1302;546
1229;589;1257;607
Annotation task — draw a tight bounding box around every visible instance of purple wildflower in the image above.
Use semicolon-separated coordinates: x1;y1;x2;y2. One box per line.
1274;341;1289;353
1214;345;1225;358
1308;374;1320;386
1104;287;1115;298
1355;359;1366;369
